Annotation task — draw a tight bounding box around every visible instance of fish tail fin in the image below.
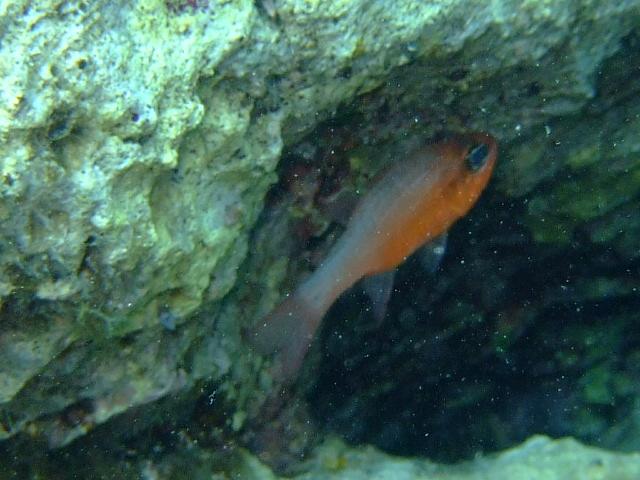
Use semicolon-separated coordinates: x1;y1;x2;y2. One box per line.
247;293;324;382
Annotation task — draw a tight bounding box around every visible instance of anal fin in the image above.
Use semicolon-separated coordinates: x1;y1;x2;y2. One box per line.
360;270;396;326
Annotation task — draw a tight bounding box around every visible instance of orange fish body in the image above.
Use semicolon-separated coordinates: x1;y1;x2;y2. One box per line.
250;132;498;381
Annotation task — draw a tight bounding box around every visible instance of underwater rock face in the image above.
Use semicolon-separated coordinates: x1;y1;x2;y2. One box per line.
292;436;640;480
307;58;640;459
0;0;638;466
3;434;639;479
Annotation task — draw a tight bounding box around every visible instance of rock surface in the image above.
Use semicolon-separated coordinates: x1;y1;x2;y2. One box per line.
293;435;640;480
3;434;640;479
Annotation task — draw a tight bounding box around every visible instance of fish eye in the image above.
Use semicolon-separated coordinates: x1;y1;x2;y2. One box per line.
465;143;490;172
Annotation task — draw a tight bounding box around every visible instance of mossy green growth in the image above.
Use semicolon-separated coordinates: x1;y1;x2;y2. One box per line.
580;363;616;405
442;300;484;332
564;144;601;169
348;144;392;190
524;151;640;244
570;277;640;302
587;199;640;259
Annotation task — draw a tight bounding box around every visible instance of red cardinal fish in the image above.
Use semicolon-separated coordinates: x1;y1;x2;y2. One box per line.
249;132;498;381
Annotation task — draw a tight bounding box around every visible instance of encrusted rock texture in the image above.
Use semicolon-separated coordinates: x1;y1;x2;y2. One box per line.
0;0;639;476
3;434;640;479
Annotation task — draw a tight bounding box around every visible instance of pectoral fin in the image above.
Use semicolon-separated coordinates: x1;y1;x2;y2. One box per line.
417;233;448;273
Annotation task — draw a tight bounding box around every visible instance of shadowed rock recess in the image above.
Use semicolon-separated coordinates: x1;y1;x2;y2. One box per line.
0;0;639;477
